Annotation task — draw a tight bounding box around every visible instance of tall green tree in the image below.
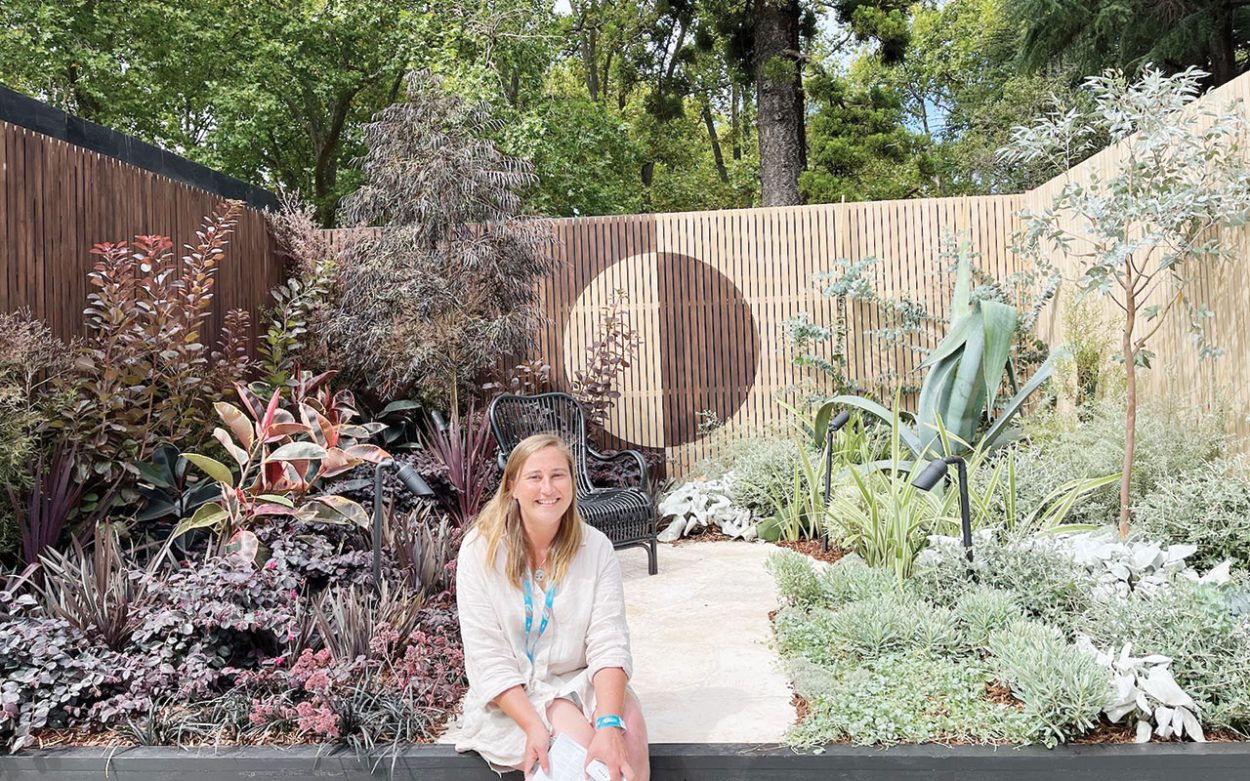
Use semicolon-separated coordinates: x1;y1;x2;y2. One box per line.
1;0;452;225
706;0;912;206
799;72;933;202
1008;0;1249;86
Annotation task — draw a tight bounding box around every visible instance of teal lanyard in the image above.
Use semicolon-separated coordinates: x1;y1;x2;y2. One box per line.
523;577;556;664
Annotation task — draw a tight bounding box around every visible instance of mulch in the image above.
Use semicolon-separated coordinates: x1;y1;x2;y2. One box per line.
662;524;736;546
772;537;849;565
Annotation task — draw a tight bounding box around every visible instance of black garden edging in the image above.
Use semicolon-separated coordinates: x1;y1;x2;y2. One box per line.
2;741;1249;780
0;84;278;210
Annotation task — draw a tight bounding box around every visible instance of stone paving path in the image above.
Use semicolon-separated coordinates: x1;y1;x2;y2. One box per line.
616;539;794;743
440;539;795;745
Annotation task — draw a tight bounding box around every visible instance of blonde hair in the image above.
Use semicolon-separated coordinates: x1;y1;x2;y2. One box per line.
471;434;583;590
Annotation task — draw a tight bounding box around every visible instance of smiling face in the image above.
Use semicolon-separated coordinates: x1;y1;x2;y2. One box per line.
510;445;575;533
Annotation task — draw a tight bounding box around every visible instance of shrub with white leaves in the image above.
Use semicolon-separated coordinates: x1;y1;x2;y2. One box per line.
1076;637;1205;742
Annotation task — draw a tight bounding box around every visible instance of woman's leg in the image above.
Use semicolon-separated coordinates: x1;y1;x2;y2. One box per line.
547;697;595;745
546;695;649;781
620;692;650;781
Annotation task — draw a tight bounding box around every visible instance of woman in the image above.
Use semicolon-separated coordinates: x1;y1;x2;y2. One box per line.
455;433;650;781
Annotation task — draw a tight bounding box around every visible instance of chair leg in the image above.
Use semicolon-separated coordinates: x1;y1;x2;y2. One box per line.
647;538;658;576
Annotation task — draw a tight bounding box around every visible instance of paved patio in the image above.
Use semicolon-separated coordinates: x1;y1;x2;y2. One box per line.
440;539;794;745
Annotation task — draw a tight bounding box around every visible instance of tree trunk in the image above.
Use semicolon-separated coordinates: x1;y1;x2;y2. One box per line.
702;101;730;184
1208;3;1238;86
753;0;805;206
582;28;600;100
731;83;742;161
1118;259;1137;538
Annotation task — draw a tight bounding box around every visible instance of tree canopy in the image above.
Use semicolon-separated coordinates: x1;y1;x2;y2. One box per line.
2;0;1242;220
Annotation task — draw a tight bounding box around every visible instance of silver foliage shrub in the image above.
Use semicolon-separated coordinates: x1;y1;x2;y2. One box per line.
987;620;1109;747
1135;456;1250;572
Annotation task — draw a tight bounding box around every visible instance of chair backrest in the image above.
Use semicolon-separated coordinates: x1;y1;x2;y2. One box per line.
487;392;595;495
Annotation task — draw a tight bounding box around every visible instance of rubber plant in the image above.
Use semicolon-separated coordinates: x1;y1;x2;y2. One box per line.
172;380;389;556
821;240;1061;459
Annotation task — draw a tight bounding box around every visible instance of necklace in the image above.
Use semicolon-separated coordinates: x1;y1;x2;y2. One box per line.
532;548;549;584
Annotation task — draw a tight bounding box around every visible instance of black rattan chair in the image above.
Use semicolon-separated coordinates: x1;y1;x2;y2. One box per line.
487;392;658;575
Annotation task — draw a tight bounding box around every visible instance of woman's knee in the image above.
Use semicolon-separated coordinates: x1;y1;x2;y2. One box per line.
547;697;594;742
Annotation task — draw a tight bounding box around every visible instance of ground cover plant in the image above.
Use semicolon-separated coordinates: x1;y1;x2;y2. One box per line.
770;536;1250;748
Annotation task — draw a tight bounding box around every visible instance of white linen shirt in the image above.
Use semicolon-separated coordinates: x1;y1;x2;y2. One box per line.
454;523;634;770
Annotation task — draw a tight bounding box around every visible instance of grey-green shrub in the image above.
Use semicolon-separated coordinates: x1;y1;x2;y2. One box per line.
914;607;962;654
913;534;1095;633
817;557;898;607
766;550;823;608
774;607;841;666
1135;457;1250;571
1010;398;1228;525
955;586;1024;648
828;595;921;660
724;437;807;515
987;620;1108;747
787;653;1029;747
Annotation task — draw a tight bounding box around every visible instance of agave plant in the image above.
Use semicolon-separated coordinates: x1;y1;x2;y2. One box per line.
824;240;1061;459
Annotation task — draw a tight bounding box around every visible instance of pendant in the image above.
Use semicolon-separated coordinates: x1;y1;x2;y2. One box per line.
534;567;546;584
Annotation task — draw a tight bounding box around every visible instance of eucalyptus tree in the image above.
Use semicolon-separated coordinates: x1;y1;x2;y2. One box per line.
1003;67;1250;536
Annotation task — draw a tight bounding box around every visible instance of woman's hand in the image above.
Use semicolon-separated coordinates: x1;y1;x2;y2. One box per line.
522;723;552;779
585;726;633;781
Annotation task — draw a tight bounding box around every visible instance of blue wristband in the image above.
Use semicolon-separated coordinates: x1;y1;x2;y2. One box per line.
594;714;626;732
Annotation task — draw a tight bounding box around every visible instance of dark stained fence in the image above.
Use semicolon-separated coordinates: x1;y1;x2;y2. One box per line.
0;114;283;349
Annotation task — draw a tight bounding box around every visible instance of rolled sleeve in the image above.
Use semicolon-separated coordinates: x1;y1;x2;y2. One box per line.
584;539;633;682
456;537;525;703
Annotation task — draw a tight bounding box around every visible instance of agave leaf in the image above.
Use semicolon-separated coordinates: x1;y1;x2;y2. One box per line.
945;309;988;442
919;309;979;370
978;300;1018;415
950;238;974;326
982;349;1065;449
915;354;961;456
828;395;923;457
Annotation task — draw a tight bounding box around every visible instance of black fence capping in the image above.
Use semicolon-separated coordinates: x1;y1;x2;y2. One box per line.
0;84;279;211
2;741;1248;780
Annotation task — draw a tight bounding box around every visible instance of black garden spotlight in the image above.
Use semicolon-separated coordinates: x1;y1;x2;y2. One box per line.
820;410;852;552
910;455;974;565
372;460;437;590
